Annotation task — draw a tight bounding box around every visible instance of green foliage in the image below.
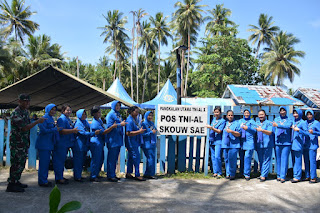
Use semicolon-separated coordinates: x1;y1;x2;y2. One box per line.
49;185;81;213
190;25;261;97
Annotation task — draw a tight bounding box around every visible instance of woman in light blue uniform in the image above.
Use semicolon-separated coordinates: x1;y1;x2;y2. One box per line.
73;109;100;182
141;111;157;179
297;109;319;183
36;103;60;187
205;107;226;178
221;110;241;180
273;106;293;183
125;106;146;181
291;108;307;183
106;101;126;182
53;104;79;184
255;109;274;182
239;109;257;181
89;106;117;182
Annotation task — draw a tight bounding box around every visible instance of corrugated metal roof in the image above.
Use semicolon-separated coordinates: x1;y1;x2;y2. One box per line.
293;88;320;108
223;85;304;106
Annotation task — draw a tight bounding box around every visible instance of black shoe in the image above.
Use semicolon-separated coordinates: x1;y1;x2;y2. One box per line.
56;179;69;184
291;179;300;183
229;176;235;180
6;183;25;193
309;179;317;184
39;182;53;187
303;178;311;181
277;178;281;182
108;178;119;182
90;178;100;182
126;174;134;179
280;179;285;183
74;178;84;182
260;177;266;182
245;177;250;181
116;177;121;180
135;176;146;181
97;175;104;179
225;176;230;179
143;175;157;179
16;181;28;188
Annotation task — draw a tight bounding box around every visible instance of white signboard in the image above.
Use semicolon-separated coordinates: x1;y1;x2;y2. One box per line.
157;104;208;136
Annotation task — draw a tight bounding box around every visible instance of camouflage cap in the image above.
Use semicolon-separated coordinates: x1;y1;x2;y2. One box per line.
18;93;31;101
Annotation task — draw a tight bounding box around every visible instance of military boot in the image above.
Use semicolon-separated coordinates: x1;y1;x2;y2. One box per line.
6;182;25;193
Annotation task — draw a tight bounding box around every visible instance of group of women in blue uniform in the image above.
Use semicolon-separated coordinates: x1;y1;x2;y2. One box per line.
206;106;319;183
35;101;157;187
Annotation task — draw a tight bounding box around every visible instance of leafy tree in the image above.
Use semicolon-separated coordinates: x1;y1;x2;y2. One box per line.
191;25;261;97
0;0;39;44
248;13;279;59
261;31;305;85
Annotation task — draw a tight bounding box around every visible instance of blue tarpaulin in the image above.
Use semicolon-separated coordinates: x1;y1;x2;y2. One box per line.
100;78;138;109
139;79;189;109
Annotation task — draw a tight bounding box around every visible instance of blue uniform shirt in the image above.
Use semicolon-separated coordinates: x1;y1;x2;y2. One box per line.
208;117;226;146
106;101;124;148
126;115;142;148
239;116;257;150
222;120;241;149
56;114;75;148
300;110;320;150
274;106;293;146
90;117;105;145
36;104;59;150
256;120;275;149
291;108;307;151
141;111;157;149
74;109;94;152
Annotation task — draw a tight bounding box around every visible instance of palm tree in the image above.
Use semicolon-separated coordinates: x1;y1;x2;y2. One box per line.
139;21;158;103
204;4;235;36
149;12;173;94
99;10;129;81
261;31;305;85
248;13;279;59
26;34;63;73
134;8;148;102
129;11;136;98
173;0;206;97
0;0;39;45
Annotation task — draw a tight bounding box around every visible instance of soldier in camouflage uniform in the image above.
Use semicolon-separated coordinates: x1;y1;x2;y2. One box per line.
6;94;45;193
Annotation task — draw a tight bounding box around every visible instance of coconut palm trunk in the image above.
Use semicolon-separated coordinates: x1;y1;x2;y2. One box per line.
130;14;135;98
184;26;191;97
180;50;185;97
157;38;161;94
136;40;139;102
255;40;261;59
142;48;148;103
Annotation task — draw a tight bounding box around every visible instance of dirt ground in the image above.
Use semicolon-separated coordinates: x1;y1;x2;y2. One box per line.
0;168;320;213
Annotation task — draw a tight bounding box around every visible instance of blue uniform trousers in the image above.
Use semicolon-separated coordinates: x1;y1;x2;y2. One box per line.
52;146;67;181
309;149;317;180
142;147;156;176
73;150;86;179
127;146;141;177
107;146;121;178
38;150;51;184
292;150;302;180
89;143;104;179
224;148;239;177
223;149;229;177
257;147;272;178
240;149;254;177
275;145;291;179
209;144;222;175
303;148;310;178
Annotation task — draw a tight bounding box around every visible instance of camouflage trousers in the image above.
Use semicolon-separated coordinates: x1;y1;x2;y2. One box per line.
7;141;28;183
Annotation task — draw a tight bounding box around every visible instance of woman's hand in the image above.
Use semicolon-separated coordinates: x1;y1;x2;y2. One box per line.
95;130;101;135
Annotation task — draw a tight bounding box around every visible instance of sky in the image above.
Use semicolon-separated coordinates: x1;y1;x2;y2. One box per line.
25;0;320;90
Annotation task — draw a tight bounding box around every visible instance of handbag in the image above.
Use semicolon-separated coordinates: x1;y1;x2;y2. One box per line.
65;148;74;169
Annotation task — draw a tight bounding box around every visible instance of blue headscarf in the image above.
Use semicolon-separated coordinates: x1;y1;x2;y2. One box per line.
76;109;90;130
143;111;155;128
111;100;122;119
45;103;56;116
305;109;315;123
293;108;303;122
